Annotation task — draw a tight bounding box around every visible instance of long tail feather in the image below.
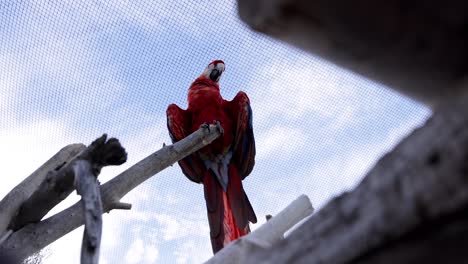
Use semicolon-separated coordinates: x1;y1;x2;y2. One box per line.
227;164;257;229
203;169;253;254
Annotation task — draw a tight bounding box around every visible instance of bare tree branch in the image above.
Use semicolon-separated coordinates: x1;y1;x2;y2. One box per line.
0;231;12;245
74;160;103;264
73;135;127;264
8;163;76;231
0;144;85;236
206;195;314;264
0;124;221;261
8;135;126;232
108;202;131;210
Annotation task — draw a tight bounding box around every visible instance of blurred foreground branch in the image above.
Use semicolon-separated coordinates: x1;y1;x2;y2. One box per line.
237;0;468;107
235;95;468;263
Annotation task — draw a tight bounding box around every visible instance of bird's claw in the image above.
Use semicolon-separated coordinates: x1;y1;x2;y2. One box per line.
212;120;224;135
200;121;224;135
200;123;210;131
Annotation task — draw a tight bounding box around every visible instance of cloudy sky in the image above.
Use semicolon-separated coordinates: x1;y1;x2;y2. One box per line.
0;1;431;263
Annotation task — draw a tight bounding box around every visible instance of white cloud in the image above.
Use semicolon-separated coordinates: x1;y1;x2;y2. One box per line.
300;112;429;209
0;119;71;199
0;2;130;128
125;238;142;263
174;239;212;264
249;110;430;236
151;213;209;241
250;57;359;123
5;40;124;113
32;0;238;36
96;0;162;32
42;226;83;264
124;238;150;264
0;60;24;112
256;126;308;160
143;245;160;263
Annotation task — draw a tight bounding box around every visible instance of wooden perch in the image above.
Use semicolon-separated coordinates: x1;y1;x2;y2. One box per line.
74;161;102;264
0;124;221;261
205;195;314;264
0;144;85;236
237;95;468;263
8;161;76;231
73;135;127;264
237;0;468;107
7;135;127;232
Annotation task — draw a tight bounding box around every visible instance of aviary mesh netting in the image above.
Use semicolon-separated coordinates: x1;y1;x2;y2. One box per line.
0;1;430;263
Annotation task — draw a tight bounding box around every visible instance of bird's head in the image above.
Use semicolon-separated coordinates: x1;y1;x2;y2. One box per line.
202;60;225;83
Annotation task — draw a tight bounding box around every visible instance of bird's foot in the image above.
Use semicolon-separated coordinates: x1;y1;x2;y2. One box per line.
212;120;224;135
200;120;224;135
200;122;210;131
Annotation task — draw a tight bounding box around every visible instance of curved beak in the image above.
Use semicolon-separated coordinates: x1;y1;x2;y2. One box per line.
210;69;222;82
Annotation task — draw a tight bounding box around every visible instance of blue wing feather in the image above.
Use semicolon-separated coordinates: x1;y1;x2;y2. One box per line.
223;91;256;180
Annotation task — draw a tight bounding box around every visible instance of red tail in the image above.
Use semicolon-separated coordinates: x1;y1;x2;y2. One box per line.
203;165;256;253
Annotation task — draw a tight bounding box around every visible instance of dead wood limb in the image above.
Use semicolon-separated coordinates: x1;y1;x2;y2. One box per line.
8;164;76;231
240;95;468;263
0;231;12;245
108;202;132;210
0;144;85;236
73;135;126;264
205;195;314;264
237;0;468;107
8;135;126;232
353;210;468;264
74;160;102;264
0;124;221;261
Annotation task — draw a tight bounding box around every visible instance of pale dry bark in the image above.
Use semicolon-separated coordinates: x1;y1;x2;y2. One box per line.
72;134;128;264
205;195;314;264
74;160;103;264
0;144;85;236
0;124;221;261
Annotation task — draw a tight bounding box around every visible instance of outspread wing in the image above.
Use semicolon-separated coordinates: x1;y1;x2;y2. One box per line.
166;104;205;183
223;91;256;180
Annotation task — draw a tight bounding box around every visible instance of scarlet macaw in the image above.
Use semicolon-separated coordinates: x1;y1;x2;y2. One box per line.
166;60;257;253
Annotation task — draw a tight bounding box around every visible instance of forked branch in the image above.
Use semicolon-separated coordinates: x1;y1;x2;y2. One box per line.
0;124;221;261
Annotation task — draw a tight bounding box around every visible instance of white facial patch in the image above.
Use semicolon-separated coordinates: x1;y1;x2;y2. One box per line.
215;63;225;72
203;62;224;82
203;64;215;79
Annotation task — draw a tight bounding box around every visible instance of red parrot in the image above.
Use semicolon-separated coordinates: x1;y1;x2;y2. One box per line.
166;60;257;253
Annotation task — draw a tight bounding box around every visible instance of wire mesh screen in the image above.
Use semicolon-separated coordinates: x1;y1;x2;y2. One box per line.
0;0;431;263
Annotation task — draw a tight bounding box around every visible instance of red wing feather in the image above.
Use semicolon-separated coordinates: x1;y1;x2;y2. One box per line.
223;91;256;179
166;104;205;183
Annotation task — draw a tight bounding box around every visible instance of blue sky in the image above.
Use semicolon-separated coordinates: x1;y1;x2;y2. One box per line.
0;1;431;263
